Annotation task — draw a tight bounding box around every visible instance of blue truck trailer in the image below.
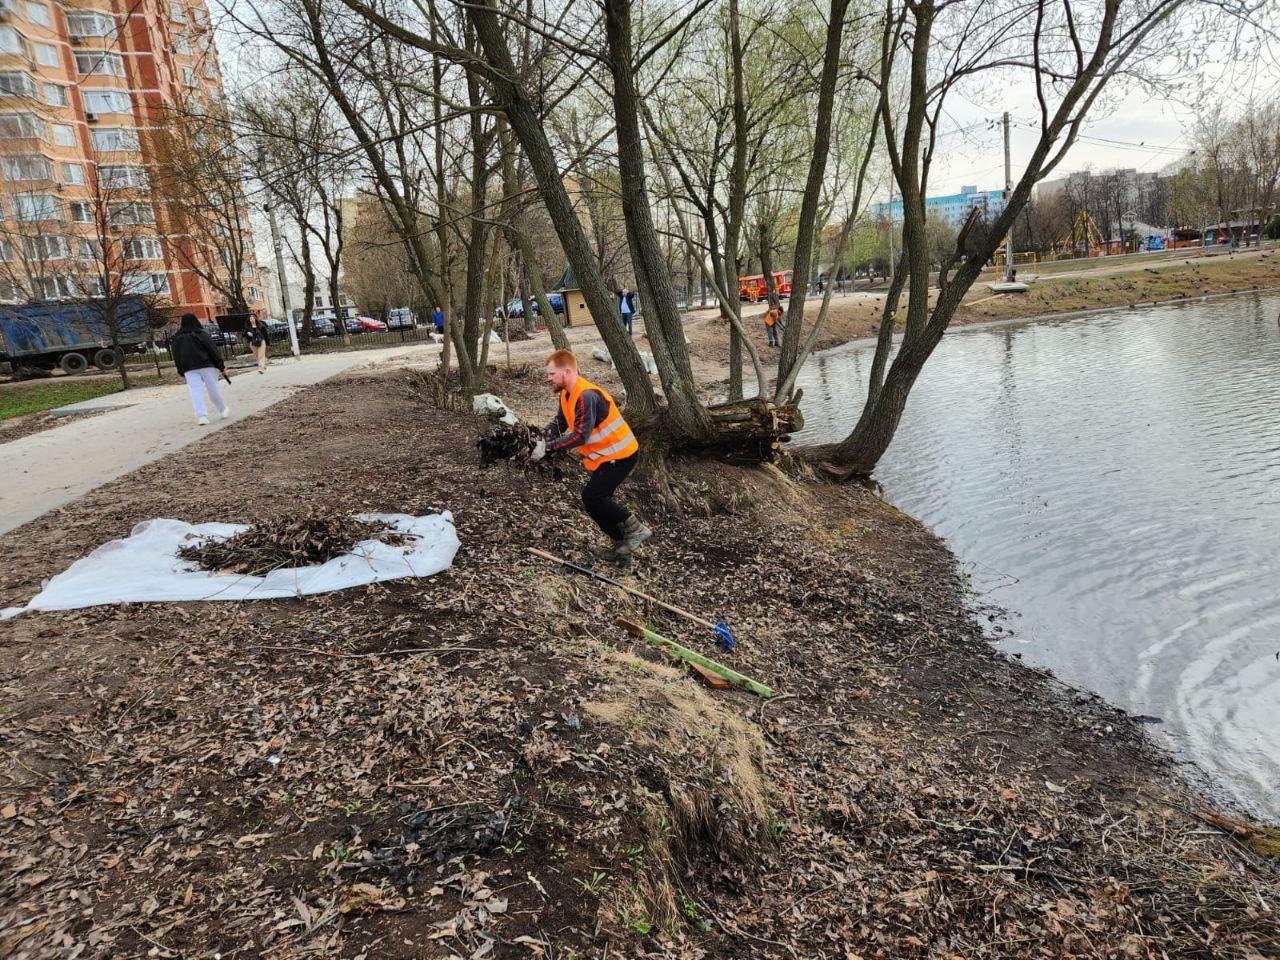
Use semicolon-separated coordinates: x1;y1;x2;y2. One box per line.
0;299;153;375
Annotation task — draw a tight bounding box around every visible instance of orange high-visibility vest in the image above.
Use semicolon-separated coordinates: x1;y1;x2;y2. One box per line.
764;308;778;327
560;376;639;471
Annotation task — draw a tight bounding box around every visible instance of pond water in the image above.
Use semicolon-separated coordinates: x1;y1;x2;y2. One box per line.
793;292;1280;821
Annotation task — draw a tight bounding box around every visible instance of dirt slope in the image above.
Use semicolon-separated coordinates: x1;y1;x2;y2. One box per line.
0;367;1276;958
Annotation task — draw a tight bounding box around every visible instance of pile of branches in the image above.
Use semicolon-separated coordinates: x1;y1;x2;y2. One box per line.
178;508;409;575
499;325;531;343
476;422;565;477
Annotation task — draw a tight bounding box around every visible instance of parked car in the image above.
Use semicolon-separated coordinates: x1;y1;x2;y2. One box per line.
504;292;566;320
387;307;416;330
306;316;337;337
204;324;238;347
355;316;388;333
262;319;291;342
344;317;365;334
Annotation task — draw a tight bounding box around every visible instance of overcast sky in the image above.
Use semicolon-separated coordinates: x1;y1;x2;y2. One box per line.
925;32;1280;198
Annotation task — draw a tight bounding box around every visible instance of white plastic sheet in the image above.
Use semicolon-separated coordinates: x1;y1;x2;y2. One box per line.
2;513;459;618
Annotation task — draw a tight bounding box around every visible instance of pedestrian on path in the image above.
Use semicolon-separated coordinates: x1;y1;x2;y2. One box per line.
245;314;269;374
433;305;445;335
171;314;230;426
530;349;651;565
616;287;635;337
764;304;783;347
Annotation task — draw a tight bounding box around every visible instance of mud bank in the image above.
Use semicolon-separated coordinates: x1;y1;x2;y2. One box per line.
0;366;1276;959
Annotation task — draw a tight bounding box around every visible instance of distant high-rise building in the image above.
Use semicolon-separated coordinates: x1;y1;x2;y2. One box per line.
872;185;1009;228
0;0;262;317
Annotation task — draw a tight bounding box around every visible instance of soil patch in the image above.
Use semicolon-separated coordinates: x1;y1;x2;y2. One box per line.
0;367;1276;958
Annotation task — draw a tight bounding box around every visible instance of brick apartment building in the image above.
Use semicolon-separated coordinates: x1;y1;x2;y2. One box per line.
0;0;263;320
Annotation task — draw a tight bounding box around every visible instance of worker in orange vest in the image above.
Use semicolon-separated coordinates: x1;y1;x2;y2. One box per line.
531;349;651;564
764;303;783;347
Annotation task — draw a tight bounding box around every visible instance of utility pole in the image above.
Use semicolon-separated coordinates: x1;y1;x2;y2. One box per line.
1003;111;1015;282
257;145;300;357
264;202;299;358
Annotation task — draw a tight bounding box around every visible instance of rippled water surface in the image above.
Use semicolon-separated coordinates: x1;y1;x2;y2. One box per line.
793;293;1280;819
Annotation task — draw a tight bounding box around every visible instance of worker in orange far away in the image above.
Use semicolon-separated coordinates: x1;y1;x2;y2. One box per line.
530;349;651;565
764;303;783;347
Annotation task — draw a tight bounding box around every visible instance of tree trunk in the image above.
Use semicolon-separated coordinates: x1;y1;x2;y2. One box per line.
776;0;851;396
602;0;711;441
758;221;780;309
467;0;657;417
499;122;569;350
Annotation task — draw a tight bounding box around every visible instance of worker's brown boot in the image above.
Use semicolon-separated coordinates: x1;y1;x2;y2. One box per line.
594;539;633;566
621;515;651;552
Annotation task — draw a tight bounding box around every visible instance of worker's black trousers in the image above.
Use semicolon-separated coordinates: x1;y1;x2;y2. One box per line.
582;453;637;541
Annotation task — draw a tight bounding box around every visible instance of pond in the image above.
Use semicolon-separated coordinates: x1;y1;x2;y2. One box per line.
793;291;1280;820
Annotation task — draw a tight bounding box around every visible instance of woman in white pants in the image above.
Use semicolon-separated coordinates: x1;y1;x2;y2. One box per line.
170;313;230;425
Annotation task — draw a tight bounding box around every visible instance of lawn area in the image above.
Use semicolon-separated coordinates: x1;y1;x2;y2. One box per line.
0;374;160;422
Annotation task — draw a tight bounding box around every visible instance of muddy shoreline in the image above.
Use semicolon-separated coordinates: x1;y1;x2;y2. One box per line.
1;365;1276;957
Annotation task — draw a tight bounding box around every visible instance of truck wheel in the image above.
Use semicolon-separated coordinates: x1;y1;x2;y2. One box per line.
59;352;89;375
93;347;123;371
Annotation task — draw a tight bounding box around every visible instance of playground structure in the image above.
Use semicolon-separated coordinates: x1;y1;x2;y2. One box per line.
1053;210;1108;258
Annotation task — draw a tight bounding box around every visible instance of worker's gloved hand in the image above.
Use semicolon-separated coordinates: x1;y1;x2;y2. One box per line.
530;440;547;463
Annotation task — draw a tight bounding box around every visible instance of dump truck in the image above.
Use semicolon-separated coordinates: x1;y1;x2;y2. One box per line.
0;299;152;375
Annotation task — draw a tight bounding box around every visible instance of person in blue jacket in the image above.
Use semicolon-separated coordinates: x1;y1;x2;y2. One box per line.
616;287;635;337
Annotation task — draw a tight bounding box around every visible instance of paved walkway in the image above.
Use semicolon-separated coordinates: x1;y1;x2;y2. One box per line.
0;343;439;537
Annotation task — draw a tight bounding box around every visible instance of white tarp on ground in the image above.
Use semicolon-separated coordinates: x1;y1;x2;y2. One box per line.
1;513;459;619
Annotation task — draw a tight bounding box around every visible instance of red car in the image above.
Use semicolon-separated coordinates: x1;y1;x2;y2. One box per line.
354;316;387;333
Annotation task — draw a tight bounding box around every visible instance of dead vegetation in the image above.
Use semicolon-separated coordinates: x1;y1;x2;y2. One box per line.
0;367;1277;958
176;508;410;576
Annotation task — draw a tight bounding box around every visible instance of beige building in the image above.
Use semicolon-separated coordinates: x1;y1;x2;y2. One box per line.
0;0;263;318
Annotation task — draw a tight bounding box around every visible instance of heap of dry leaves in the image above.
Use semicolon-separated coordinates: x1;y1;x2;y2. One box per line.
176;509;409;576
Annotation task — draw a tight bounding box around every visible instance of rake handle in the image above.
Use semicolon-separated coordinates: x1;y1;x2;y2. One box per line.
527;547;717;631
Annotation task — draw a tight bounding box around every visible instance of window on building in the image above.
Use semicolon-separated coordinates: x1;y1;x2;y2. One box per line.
14;194;59;220
0;238;12;263
1;155;52;180
34;42;59;68
182;66;195;86
175;36;191;55
68;200;92;222
52;123;75;147
62;161;84;185
0;27;28;56
90;126;138;152
0;70;38;98
244;262;255;278
108;201;154;224
203;60;215;79
121;236;162;260
170;2;185;23
123;272;169;295
83;89;131;114
26;2;51;27
23;234;70;260
75;52;126;77
36;274;78;299
65;11;115;38
0;112;43;138
83;275;105;296
246;286;260;302
43;82;68;106
99;164;147;189
78;238;101;260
